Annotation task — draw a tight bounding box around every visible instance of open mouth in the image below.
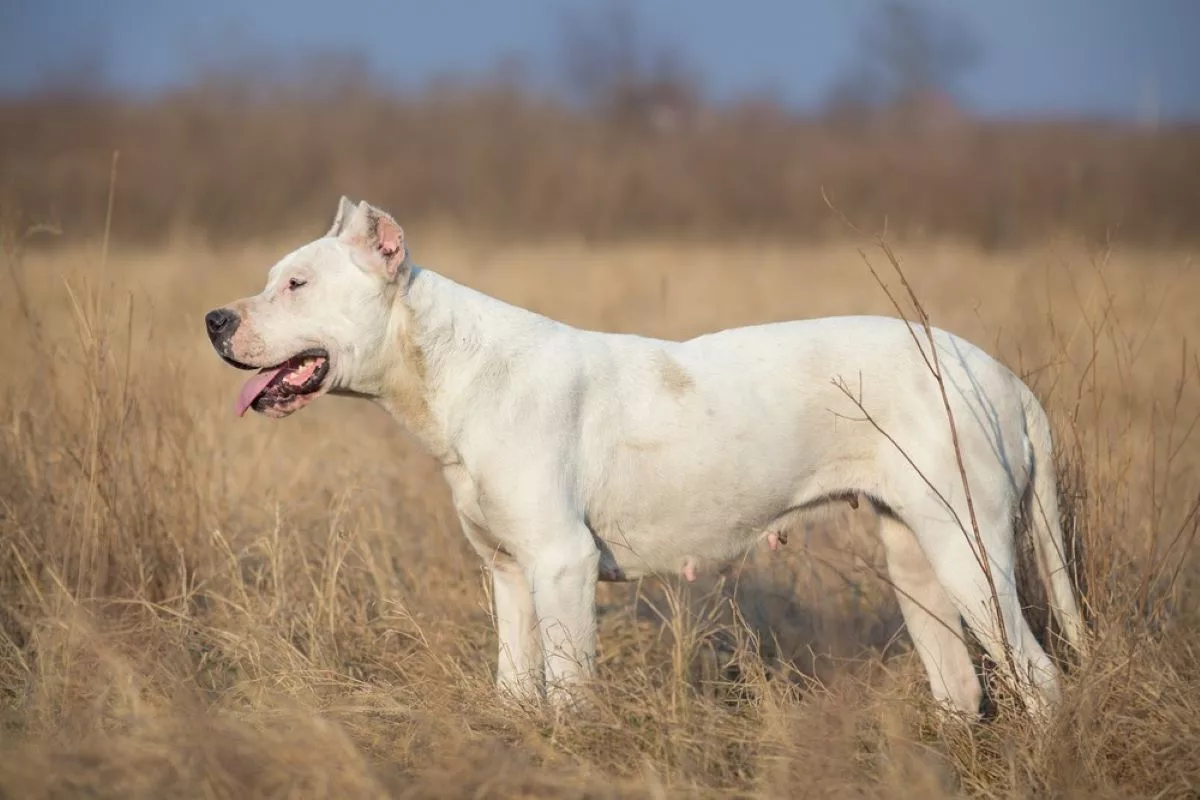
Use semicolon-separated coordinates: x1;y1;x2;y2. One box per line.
234;348;330;418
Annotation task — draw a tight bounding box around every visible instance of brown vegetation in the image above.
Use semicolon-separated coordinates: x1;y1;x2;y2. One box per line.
2;75;1199;249
1;216;1198;796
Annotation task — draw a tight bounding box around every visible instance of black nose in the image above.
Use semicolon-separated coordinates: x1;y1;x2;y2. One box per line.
205;308;238;340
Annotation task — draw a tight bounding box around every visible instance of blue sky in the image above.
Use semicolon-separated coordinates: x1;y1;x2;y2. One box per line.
2;0;1197;120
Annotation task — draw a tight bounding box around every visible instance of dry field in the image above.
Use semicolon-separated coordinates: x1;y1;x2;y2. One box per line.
1;224;1198;798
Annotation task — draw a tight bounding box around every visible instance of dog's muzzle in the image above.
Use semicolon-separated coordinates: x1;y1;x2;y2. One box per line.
205;307;255;368
205;308;239;345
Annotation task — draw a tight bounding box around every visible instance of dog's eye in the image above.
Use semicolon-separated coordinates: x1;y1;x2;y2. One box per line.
287;277;308;291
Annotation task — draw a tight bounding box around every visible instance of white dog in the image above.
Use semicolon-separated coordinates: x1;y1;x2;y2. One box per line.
205;197;1085;719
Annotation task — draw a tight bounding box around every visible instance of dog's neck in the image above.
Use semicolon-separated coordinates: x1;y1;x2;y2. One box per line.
375;266;556;464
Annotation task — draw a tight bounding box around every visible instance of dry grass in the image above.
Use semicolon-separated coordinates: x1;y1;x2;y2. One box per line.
1;223;1199;798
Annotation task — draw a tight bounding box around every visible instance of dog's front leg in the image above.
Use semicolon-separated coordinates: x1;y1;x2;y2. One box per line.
457;514;544;703
527;533;601;710
490;558;544;703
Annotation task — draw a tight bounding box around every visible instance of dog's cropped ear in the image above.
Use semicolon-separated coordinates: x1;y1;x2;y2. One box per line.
338;201;409;282
326;195;358;238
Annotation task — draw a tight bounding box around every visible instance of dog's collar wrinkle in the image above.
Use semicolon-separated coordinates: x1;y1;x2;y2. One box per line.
366;267;453;461
379;268;550;467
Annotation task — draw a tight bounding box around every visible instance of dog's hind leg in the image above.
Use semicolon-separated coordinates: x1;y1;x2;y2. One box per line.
878;512;982;717
887;464;1062;718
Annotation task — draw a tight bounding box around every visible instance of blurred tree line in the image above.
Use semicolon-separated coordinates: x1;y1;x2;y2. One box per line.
1;0;1196;248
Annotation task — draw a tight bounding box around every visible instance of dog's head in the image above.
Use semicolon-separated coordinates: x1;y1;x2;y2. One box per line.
205;197;411;419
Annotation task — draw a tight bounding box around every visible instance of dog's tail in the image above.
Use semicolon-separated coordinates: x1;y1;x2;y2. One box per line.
1022;388;1087;655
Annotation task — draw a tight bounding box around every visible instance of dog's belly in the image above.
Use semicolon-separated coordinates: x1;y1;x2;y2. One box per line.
589;494;793;581
593;522;760;581
583;407;867;580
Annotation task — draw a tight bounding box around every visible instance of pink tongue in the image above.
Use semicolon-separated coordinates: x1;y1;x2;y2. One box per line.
235;367;285;418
